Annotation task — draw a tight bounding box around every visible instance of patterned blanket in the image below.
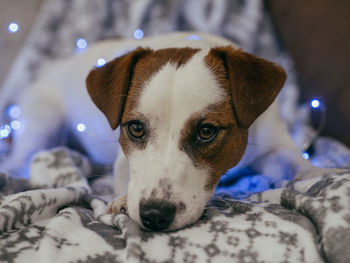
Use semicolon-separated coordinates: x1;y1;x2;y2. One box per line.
1;0;350;262
1;142;350;263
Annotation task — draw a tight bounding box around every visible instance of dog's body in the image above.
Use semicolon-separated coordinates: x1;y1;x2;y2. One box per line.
2;32;318;231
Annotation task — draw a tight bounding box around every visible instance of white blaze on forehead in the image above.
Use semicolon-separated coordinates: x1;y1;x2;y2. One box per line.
126;50;227;230
137;50;226;133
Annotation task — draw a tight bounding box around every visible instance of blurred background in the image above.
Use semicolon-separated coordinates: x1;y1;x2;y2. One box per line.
0;0;44;89
0;0;349;148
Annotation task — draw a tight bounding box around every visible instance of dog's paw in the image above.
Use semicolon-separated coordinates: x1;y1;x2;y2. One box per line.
106;195;128;215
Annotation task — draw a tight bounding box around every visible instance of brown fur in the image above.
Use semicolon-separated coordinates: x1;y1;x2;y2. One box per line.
86;47;200;155
205;46;287;129
118;48;200;155
86;47;152;129
86;47;200;129
179;101;248;190
86;45;286;190
182;46;287;189
121;47;200;121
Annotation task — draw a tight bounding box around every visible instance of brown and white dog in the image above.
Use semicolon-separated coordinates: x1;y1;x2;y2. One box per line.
2;32;319;231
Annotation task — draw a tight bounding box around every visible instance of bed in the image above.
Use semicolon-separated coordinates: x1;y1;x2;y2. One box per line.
1;0;350;262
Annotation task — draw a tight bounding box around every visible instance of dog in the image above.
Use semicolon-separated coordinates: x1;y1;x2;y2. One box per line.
1;32;320;231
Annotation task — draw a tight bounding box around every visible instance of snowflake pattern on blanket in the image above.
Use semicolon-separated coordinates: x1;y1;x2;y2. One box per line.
1;0;350;262
1;146;350;263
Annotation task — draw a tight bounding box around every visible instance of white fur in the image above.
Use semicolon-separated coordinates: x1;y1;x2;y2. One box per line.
2;32;316;230
126;52;226;230
2;32;233;176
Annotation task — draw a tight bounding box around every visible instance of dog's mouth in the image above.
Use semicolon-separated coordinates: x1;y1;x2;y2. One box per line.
126;165;216;231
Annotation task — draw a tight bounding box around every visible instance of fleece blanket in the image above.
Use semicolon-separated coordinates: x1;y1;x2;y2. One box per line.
1;0;350;262
1;141;350;263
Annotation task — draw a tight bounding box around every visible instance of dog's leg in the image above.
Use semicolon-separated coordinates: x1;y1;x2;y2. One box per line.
106;194;128;214
106;147;129;214
246;101;325;185
1;81;66;177
251;147;314;183
251;135;347;186
113;147;129;196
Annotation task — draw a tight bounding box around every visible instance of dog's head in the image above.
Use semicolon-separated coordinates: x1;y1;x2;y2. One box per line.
86;46;286;231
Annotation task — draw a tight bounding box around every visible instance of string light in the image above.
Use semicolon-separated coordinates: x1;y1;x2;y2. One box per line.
0;125;11;139
76;38;88;50
10;120;21;130
8;22;19;33
76;123;86;132
133;29;144;40
310;99;320;109
7;104;22;119
0;19;331;172
301;98;326;155
302;152;309;160
96;58;106;67
186;35;201;40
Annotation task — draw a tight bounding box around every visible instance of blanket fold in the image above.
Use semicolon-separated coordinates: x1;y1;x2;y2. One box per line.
1;146;350;263
1;0;350;262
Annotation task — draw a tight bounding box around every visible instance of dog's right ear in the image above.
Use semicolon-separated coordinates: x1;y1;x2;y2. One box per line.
86;47;152;129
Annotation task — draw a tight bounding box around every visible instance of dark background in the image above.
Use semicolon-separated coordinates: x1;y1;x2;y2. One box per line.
267;0;350;147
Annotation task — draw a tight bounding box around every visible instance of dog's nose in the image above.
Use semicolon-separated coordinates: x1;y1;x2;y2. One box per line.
139;200;176;231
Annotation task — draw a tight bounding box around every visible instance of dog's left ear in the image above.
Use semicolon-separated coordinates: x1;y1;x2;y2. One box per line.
86;47;152;129
206;46;287;129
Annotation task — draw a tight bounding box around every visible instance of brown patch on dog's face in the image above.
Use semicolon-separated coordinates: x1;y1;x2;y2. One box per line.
119;48;200;156
179;101;248;191
86;47;200;131
177;46;286;190
205;46;287;129
88;44;286;231
86;48;152;129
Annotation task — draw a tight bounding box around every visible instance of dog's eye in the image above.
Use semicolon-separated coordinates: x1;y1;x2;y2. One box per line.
128;121;145;139
197;124;218;142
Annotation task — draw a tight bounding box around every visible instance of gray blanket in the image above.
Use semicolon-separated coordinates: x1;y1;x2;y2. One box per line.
1;143;350;263
1;0;350;262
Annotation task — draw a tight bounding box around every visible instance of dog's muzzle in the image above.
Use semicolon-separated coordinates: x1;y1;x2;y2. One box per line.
139;200;176;231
